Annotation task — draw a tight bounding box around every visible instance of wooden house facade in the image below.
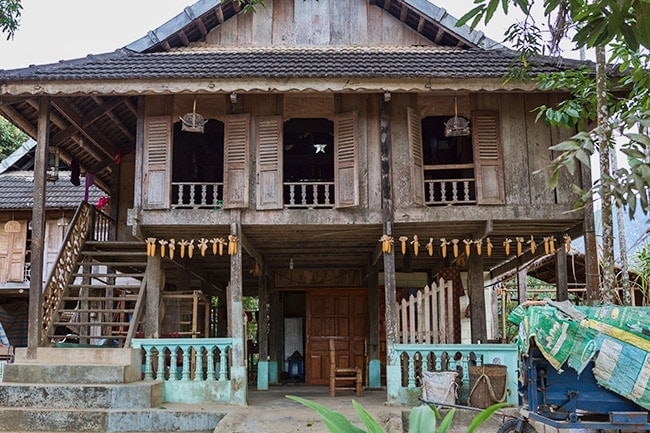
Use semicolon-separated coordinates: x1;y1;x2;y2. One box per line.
0;0;595;405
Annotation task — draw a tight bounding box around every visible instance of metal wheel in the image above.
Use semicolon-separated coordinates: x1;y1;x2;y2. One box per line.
496;419;537;433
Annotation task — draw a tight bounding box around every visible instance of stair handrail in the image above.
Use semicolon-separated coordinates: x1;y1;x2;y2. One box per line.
40;201;94;345
124;275;147;347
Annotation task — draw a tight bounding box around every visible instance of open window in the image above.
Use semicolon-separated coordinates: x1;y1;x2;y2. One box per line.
283;118;335;208
171;119;225;209
409;109;504;206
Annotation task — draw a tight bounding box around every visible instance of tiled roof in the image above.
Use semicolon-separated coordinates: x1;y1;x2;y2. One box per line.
0;46;582;81
0;171;106;210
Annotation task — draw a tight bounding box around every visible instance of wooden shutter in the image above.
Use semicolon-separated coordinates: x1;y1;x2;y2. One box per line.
472;111;505;204
223;114;251;209
407;108;425;206
0;220;27;283
334;111;359;208
143;116;172;209
256;116;283;210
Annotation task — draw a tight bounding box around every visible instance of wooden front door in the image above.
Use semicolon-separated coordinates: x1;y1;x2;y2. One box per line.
305;288;368;385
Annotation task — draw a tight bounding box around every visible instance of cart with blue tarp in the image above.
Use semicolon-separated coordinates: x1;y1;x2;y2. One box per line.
498;301;650;433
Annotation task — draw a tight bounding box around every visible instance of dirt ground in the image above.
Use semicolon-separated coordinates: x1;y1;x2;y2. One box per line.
211;385;510;433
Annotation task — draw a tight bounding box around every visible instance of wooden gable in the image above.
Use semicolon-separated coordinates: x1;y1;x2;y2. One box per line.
204;0;434;47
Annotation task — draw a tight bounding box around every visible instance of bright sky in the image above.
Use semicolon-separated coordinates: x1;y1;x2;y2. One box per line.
0;0;542;71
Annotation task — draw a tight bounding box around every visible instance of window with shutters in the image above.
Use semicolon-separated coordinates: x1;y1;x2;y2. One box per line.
417;112;504;205
421;116;476;205
171;119;225;209
282;118;335;208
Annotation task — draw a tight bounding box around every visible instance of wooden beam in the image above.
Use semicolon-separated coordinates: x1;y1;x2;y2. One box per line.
215;7;225;24
28;96;50;355
417;17;425;33
555;244;568;301
517;267;527;303
472;219;493;240
489;244;547;279
0;104;36;137
50;99;117;159
195;19;208;37
434;27;445;44
399;4;408;21
91;96;135;141
240;230;267;276
178;29;191;46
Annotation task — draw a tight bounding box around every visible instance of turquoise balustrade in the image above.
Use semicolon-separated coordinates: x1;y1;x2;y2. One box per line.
387;343;519;406
131;338;239;404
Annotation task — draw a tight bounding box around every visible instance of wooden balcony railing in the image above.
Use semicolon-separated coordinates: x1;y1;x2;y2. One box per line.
171;182;223;209
284;181;335;209
424;164;476;205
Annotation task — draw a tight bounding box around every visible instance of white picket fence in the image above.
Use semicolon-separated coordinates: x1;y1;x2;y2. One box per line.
397;278;455;344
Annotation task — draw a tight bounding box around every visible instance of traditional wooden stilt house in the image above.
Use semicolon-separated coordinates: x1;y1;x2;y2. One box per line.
0;0;595;410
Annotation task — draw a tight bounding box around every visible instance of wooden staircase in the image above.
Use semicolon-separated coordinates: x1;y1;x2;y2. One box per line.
47;241;147;347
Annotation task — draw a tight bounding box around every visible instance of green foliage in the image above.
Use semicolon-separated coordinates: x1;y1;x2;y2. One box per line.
0;115;27;160
0;0;21;40
287;395;508;433
631;242;650;303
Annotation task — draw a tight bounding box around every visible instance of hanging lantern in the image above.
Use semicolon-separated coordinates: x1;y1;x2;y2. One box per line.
46;147;60;182
180;96;207;133
444;97;470;137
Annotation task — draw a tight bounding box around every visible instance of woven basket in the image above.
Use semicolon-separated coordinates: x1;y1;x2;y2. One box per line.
468;364;507;408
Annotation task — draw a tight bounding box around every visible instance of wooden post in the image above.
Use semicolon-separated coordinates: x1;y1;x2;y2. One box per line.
27;97;50;356
582;160;600;303
257;272;270;390
555;242;568;301
467;252;487;343
367;263;381;388
132;96;144;238
517;267;528;304
144;254;161;338
268;288;283;384
229;220;247;404
380;95;400;403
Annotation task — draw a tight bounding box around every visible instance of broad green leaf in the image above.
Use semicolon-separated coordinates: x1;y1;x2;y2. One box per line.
456;5;485;28
468;403;510;433
408;405;437;433
286;395;366;433
625;133;650;147
549;140;579;151
575;149;591;169
351;400;385;433
437;409;456;433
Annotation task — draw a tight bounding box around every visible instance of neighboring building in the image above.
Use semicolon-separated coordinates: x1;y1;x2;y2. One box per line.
0;0;594;406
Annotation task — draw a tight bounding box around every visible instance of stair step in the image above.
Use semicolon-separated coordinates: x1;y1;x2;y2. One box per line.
68;284;141;290
63;296;138;301
81;251;146;257
0;406;225;432
57;308;135;314
2;363;140;384
80;262;148;267
72;273;144;278
51;321;133;327
0;382;162;409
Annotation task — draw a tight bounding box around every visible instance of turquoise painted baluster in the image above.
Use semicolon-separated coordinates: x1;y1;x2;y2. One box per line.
156;347;165;381
206;345;216;380
143;347;153;380
167;346;178;381
194;346;204;381
407;351;416;388
421;351;430;373
181;345;191;381
219;345;228;380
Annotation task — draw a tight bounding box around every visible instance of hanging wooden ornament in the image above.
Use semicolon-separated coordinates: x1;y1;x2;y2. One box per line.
228;234;239;255
145;238;157;257
527;236;536;254
179;239;190;258
158;239;168;257
399;236;408;255
474;238;483;255
168;239;176;259
440;238;449;258
426;238;434;256
463;239;472;257
503;238;512;256
516;237;524;257
451;239;460;257
411;235;420;256
563;234;572;253
379;235;393;254
198;238;209;257
486;238;493;257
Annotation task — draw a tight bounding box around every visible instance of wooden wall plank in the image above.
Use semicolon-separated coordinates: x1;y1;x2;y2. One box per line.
548;93;579;205
524;93;555;204
330;0;351;44
252;0;274;45
272;0;295;44
294;0;330;45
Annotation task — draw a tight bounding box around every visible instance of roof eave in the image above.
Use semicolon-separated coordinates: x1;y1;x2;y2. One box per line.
0;77;543;96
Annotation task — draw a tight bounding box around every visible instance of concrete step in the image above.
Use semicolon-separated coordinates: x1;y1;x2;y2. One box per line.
0;406;225;432
0;382;162;409
2;364;140;384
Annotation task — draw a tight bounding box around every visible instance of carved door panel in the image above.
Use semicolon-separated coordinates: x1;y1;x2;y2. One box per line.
305;289;368;385
0;220;27;284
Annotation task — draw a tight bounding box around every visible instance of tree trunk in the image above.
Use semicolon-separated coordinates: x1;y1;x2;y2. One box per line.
596;46;616;304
